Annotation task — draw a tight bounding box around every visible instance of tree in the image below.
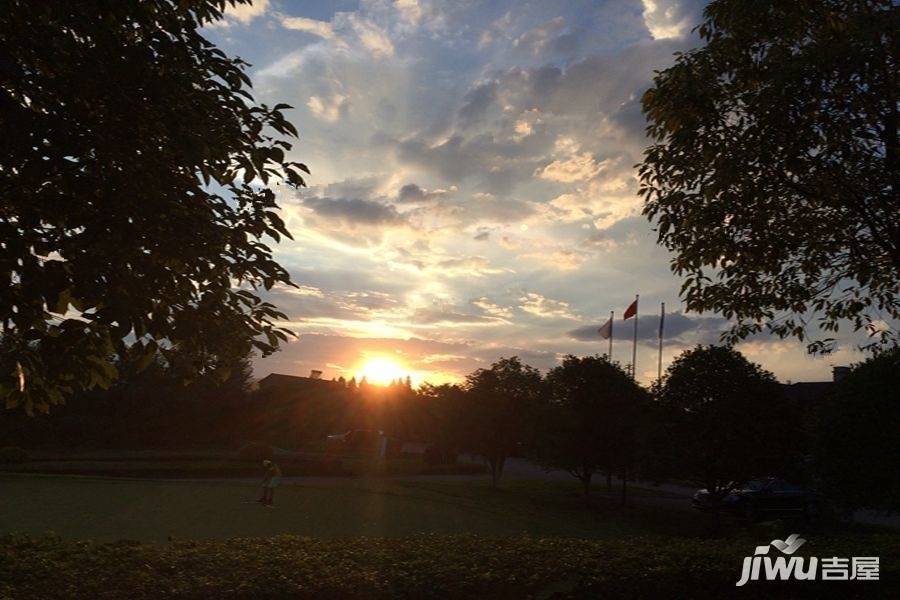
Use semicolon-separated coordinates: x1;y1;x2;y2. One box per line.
655;345;799;501
640;0;899;353
418;383;468;465
1;1;308;414
539;355;649;506
815;347;900;513
464;357;544;487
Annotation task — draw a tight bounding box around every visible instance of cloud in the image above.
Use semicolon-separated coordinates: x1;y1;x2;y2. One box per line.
278;12;394;57
395;183;453;204
567;311;728;344
307;93;350;122
519;293;579;320
641;0;706;40
472;297;513;319
537;152;608;183
300;196;406;226
208;0;269;27
279;15;336;39
458;80;498;127
410;307;505;325
200;0;862;386
346;14;395;57
433;256;507;277
513;17;569;56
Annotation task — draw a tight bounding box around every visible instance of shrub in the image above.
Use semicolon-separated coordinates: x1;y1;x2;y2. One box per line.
0;533;896;599
236;442;274;462
0;446;28;464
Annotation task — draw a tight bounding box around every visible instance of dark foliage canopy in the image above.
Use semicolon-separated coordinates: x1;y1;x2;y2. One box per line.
0;1;307;413
539;355;648;499
655;345;799;497
464;357;544;486
815;347;900;512
640;0;899;353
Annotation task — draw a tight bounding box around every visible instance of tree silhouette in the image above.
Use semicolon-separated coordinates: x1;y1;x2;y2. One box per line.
640;0;899;353
816;347;900;512
0;1;307;414
539;355;648;505
655;345;799;501
464;357;544;487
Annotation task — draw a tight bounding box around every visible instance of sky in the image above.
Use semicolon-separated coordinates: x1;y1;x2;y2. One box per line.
203;0;873;386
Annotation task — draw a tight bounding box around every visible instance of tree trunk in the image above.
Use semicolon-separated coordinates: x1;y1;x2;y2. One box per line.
606;472;612;492
489;455;506;488
620;468;628;506
582;471;593;507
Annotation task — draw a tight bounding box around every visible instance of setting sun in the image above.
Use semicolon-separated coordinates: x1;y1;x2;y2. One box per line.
356;357;407;386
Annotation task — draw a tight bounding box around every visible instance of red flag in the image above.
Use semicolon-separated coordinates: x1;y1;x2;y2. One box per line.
623;299;637;320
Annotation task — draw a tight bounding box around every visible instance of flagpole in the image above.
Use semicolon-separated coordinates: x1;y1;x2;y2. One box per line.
631;294;638;379
658;302;665;382
608;310;613;360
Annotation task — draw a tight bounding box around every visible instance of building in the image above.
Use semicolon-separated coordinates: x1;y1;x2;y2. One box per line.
779;366;848;403
257;371;339;393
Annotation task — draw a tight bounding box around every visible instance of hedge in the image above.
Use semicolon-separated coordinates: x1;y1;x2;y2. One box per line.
0;534;896;598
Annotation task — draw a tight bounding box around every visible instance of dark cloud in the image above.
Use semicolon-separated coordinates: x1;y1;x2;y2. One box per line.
302;196;406;226
458;80;498;127
398;183;426;203
567;311;729;345
395;183;451;204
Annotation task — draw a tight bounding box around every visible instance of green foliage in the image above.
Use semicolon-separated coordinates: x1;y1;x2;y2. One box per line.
0;446;28;464
815;347;900;512
464;357;545;486
640;0;899;353
539;355;649;502
654;346;800;498
0;1;307;414
1;533;897;598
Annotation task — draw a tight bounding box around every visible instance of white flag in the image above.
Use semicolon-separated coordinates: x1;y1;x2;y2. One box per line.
598;318;612;339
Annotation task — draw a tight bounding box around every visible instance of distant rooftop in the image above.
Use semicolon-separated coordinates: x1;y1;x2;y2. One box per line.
258;373;338;388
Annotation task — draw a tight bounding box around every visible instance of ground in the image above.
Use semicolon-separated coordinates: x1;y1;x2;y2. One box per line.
0;473;695;542
2;467;898;598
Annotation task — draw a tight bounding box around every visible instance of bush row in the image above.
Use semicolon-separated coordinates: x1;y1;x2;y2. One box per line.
0;533;896;599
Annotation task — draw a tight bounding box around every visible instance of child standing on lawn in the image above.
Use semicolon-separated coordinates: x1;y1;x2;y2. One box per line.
258;459;282;506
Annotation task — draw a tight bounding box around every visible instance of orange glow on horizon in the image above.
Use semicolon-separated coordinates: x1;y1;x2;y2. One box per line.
355;356;408;386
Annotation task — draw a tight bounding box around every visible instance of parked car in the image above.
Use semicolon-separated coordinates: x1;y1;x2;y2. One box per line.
692;478;820;520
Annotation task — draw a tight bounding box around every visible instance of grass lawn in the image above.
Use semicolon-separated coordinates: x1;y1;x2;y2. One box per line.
0;454;485;478
0;473;702;542
2;474;897;598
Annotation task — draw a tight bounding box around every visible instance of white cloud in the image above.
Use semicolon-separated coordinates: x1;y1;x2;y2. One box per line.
278;12;394;57
395;0;424;25
208;0;269;27
279;15;336;39
346;14;396;57
199;0;864;385
537;153;608;183
307;93;350;122
641;0;704;40
519;293;579;320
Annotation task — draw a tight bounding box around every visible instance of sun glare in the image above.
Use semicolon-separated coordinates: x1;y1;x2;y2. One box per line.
356;357;407;386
